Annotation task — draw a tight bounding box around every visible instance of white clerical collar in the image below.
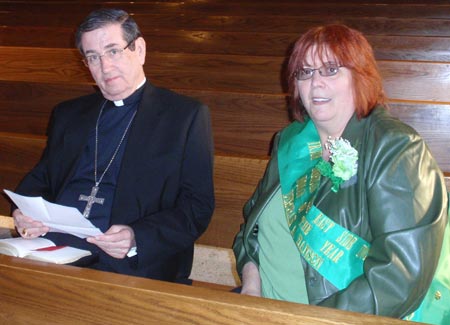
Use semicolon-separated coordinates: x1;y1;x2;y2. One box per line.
113;78;146;107
113;99;125;107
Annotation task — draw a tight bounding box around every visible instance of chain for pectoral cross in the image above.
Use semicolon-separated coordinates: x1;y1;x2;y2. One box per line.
78;100;137;218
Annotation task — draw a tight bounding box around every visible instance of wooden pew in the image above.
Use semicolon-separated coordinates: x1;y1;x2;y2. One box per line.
0;255;411;325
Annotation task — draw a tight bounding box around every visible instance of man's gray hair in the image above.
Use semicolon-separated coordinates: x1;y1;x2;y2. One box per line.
75;8;142;55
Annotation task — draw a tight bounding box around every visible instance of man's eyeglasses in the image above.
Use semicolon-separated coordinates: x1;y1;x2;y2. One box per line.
294;63;343;80
82;39;136;67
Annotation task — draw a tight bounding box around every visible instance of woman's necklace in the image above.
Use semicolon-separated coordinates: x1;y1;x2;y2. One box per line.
78;100;137;218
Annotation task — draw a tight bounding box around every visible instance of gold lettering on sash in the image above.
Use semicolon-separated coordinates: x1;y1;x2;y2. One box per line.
283;191;295;217
283;192;294;209
336;231;358;250
308;141;322;160
298;202;308;213
298;200;313;214
284;202;294;215
296;176;307;197
288;214;296;226
332;251;344;263
299;216;312;235
291;223;298;234
284;192;297;226
306;200;313;213
297;234;323;270
356;244;370;260
310;168;321;193
313;213;335;233
320;240;344;263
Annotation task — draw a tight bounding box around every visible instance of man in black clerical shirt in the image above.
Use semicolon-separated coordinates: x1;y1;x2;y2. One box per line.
11;8;214;283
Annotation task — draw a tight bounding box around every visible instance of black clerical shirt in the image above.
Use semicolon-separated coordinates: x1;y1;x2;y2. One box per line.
56;86;144;231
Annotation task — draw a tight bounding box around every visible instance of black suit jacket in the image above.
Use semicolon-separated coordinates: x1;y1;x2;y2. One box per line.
15;82;215;283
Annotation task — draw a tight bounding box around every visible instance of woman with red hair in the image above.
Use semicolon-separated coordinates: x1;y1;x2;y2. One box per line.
233;24;449;323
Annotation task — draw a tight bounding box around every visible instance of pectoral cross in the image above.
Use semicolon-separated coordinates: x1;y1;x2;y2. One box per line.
79;185;105;218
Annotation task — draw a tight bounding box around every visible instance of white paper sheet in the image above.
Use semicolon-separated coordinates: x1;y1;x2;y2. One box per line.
4;190;103;238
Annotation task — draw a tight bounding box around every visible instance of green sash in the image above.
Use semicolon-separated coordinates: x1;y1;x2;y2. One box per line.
278;120;450;324
278;120;370;290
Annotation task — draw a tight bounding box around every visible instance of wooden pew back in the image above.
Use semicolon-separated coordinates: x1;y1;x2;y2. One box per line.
0;255;410;324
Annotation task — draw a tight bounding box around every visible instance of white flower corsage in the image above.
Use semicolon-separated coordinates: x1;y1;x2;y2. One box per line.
316;137;358;192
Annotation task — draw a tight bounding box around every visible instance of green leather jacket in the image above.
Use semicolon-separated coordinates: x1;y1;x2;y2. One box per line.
233;107;448;318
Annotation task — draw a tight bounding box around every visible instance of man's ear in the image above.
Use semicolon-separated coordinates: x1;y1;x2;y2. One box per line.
135;37;146;64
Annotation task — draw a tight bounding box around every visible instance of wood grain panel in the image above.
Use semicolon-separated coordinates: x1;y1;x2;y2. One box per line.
2;13;450;38
186;90;288;157
0;172;29;213
0;255;411;324
369;35;450;61
2;26;450;62
197;155;267;247
0;133;46;214
0;26;76;47
380;61;450;102
0;82;289;153
0;133;45;174
1;2;450;19
0;47;91;84
0;81;96;135
133;14;450;36
0;83;448;171
2;48;450;102
389;102;450;173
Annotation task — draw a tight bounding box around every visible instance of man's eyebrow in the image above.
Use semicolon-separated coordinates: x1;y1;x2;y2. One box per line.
84;42;121;55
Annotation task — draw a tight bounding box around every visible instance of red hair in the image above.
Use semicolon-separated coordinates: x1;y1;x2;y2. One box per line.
287;24;386;121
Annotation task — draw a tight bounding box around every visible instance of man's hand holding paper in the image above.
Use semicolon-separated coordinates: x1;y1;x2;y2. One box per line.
5;190;103;238
12;208;49;239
